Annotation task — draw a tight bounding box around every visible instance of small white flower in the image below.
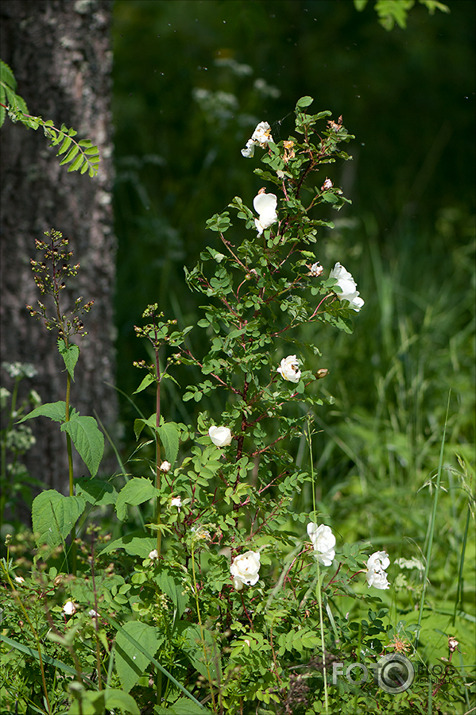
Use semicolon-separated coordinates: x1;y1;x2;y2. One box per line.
253;190;278;235
309;262;324;277
171;496;182;510
160;460;171;473
322;178;333;190
366;550;390;590
148;549;159;560
14;576;25;585
230;550;261;590
307;523;336;566
329;262;364;312
208;425;233;447
277;355;301;383
241;139;255;158
89;609;98;618
63;600;77;616
241;121;273;157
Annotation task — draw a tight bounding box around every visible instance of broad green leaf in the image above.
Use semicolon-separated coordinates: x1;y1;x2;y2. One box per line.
115;621;163;693
158;421;180;465
155;700;207;715
100;531;156;557
18;400;66;424
32;490;85;551
58;339;80;380
182;624;221;681
115;477;158;521
67;689;140;715
155;571;189;618
75;476;117;506
61;414;104;477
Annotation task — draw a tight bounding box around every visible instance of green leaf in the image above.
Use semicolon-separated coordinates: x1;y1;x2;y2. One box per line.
115;621;163;693
115;477;158;521
75;476;117;506
32;490;85;551
296;96;314;109
58;339;80;380
133;373;155;394
67;689;140;715
155;700;207;715
100;531;156;557
155;571;189;618
17;400;66;424
158;422;180;465
61;414;104;477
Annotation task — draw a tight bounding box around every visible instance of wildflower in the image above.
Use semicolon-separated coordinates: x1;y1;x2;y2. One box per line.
230;550;261;590
277;355;301;383
366;550;390;590
148;549;159;560
241;121;273;157
89;609;98;618
448;637;459;653
253;190;278;235
329;262;364;312
171;496;182;510
307;523;336;566
160;460;171;473
309;262;324;277
14;576;25;585
321;178;333;191
208;425;232;447
63;600;77;616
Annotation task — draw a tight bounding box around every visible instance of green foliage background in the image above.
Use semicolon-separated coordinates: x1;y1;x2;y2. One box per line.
112;0;475;467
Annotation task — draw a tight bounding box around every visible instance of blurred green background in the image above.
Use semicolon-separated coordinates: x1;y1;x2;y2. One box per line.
112;0;475;506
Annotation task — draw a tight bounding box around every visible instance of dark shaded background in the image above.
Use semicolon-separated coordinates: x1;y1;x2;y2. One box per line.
112;0;475;433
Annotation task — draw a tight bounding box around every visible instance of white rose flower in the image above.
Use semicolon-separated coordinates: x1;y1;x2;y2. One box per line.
277;355;301;383
160;460;171;473
148;549;159;560
208;425;233;447
251;121;273;147
307;523;336;566
171;496;182;510
253;191;278;235
63;600;77;616
367;550;390;572
241;139;255;158
329;262;364;312
230;550;261;590
366;550;390;590
241;121;273;157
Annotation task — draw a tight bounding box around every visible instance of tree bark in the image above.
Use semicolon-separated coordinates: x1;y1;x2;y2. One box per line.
0;0;116;505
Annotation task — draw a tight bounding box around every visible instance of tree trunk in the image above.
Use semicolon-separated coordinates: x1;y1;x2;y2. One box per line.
0;0;116;509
